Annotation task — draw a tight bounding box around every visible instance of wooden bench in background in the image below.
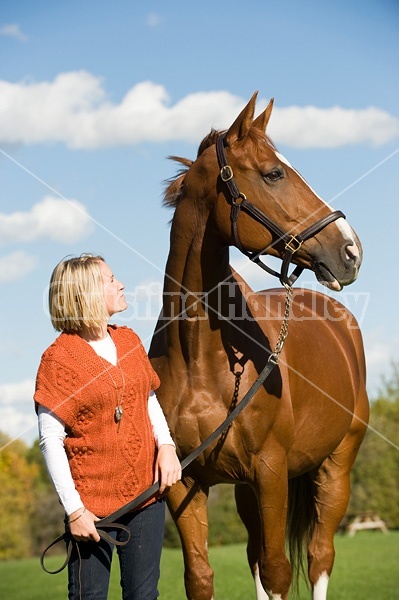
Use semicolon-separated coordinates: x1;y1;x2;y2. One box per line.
345;512;388;537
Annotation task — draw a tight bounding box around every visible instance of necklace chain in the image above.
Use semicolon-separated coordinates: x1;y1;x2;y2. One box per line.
99;357;126;432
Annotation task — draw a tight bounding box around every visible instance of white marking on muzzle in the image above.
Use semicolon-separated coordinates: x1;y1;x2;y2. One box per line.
335;218;359;259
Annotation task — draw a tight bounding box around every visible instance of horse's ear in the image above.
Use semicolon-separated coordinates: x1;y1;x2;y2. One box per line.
225;91;258;146
252;98;274;133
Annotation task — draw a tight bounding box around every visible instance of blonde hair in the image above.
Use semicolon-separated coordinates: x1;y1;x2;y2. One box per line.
49;254;109;332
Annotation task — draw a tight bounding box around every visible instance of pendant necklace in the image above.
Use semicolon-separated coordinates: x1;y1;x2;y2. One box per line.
100;358;126;432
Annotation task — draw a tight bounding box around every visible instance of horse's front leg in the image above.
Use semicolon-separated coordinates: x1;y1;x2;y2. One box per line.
167;475;213;600
255;453;292;600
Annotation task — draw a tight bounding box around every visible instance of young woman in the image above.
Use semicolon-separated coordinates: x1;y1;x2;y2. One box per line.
35;254;181;600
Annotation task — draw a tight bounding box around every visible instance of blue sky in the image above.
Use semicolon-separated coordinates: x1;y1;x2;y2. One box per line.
0;0;398;445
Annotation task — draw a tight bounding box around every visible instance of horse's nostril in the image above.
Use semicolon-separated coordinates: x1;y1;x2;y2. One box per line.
344;243;360;266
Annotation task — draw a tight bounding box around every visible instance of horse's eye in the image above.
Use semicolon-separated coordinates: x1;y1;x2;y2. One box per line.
264;169;283;182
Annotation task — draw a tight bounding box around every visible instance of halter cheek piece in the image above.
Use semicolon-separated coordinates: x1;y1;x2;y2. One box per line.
216;133;345;286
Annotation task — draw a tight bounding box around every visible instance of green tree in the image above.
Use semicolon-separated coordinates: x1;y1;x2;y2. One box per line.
0;434;38;558
207;484;247;546
163;484;248;548
27;439;65;554
348;364;399;527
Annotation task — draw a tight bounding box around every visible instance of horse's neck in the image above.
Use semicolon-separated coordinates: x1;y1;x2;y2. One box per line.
163;207;230;357
160;205;275;383
165;203;226;288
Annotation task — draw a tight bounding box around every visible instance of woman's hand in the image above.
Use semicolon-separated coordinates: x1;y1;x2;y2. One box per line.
154;444;182;494
69;507;101;542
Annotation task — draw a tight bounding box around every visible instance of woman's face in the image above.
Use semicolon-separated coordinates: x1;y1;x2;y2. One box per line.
99;261;128;316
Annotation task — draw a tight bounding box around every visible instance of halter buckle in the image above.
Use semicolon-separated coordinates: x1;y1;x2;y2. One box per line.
220;165;234;182
285;235;303;254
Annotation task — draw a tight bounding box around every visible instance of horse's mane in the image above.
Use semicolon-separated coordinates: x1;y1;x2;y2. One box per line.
163;128;221;210
163;157;192;209
163;127;276;209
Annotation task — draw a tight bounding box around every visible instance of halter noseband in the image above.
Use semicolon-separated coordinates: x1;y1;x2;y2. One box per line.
216;133;345;286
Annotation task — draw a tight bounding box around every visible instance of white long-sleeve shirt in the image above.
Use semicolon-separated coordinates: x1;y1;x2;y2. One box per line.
38;333;174;516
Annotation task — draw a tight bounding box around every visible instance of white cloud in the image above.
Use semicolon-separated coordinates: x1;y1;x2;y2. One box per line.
271;105;399;148
0;405;37;446
0;379;37;446
0;23;27;42
0;250;37;282
0;195;94;245
0;378;34;404
0;71;397;149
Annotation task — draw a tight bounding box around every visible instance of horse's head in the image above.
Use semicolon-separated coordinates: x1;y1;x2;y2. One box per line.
207;92;362;290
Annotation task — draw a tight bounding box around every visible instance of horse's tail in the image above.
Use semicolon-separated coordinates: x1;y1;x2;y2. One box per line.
287;472;318;591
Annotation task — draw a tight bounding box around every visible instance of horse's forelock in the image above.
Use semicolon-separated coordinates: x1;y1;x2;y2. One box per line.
246;127;278;152
198;126;277;155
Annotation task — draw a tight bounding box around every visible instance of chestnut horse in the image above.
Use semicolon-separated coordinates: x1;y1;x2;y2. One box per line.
149;93;369;600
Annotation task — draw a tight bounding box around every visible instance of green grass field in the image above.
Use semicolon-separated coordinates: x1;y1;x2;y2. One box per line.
1;531;398;599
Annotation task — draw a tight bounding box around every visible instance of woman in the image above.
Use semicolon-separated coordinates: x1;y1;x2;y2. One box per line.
35;254;181;600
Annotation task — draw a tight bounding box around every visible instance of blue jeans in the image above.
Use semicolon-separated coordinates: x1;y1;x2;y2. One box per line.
67;499;166;600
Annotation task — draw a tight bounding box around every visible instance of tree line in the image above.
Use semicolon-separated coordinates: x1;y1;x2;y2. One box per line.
1;365;398;559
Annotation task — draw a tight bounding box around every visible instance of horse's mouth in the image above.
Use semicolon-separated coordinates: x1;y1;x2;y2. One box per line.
314;262;343;292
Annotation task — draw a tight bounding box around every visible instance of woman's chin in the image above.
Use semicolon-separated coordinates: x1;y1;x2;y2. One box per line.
119;300;128;312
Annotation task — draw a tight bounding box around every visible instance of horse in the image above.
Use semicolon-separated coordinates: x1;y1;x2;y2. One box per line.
149;92;369;600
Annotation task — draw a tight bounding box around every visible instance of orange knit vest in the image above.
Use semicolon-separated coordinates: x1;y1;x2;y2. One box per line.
34;325;160;517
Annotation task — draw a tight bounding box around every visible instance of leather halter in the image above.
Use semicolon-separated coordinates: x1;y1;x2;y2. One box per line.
216;133;345;286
